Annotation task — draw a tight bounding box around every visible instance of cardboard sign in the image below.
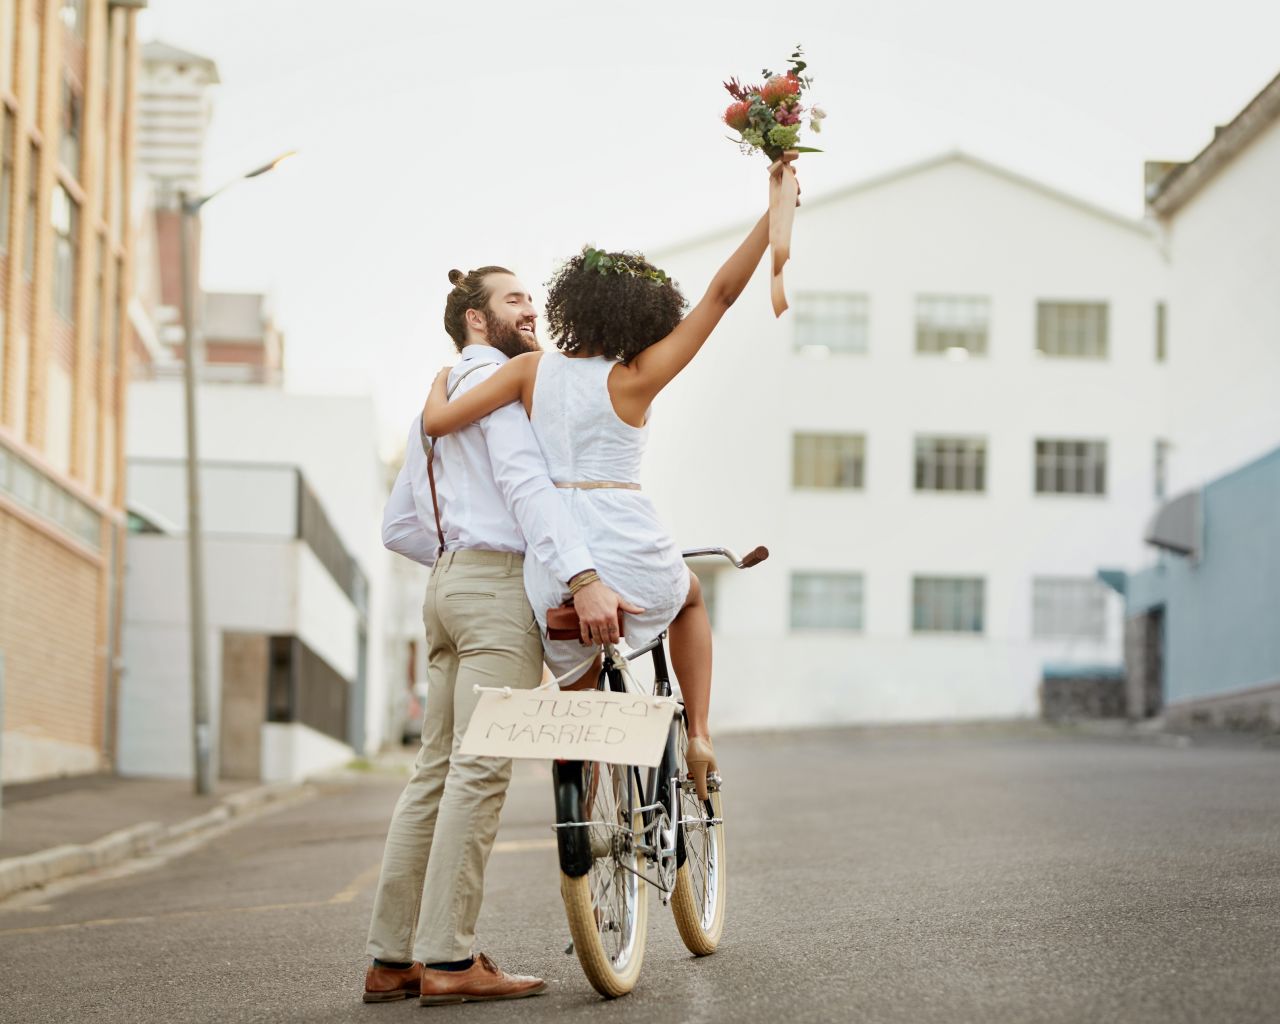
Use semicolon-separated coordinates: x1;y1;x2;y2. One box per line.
460;687;678;767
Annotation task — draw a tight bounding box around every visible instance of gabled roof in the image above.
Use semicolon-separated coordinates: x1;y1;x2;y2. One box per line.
653;150;1149;259
1147;69;1280;219
142;40;221;83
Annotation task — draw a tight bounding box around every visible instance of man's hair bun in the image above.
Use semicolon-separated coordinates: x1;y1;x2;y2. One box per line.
448;269;465;287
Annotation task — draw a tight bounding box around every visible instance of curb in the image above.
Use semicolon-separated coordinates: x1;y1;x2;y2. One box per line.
0;781;313;903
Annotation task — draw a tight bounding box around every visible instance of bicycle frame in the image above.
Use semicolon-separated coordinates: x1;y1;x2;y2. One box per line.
553;545;756;898
555;634;724;904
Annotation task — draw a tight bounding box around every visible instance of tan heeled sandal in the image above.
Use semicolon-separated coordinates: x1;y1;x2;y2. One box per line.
685;736;717;802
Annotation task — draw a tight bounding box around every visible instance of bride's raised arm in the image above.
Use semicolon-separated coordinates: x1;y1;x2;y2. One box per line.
421;352;540;436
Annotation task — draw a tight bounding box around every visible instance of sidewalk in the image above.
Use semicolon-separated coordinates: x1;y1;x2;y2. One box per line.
0;774;253;860
0;772;312;902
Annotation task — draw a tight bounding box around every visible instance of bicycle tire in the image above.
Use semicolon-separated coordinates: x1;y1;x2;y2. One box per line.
669;717;727;955
557;759;648;998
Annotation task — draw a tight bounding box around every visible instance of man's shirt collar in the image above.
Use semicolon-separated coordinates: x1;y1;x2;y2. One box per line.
460;344;508;365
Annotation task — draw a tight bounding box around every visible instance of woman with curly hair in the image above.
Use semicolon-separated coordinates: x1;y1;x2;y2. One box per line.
422;161;797;797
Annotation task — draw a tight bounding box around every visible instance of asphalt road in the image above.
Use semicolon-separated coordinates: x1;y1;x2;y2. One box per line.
1;726;1278;1024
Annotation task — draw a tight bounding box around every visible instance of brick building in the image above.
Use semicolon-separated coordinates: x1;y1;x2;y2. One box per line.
0;0;145;783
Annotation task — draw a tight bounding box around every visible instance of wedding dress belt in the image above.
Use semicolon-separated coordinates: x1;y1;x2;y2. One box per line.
554;480;641;491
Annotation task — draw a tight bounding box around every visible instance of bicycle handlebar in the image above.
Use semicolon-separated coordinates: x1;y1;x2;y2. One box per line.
680;545;770;570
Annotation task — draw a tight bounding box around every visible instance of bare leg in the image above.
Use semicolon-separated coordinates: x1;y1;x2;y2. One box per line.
668;571;712;738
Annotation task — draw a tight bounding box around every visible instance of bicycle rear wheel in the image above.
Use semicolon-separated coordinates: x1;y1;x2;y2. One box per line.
670;715;727;955
558;758;648;998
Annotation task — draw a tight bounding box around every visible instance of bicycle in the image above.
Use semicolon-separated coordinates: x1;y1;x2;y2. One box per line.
550;544;769;998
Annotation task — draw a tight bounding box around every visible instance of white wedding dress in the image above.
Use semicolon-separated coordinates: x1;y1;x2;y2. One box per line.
524;352;691;680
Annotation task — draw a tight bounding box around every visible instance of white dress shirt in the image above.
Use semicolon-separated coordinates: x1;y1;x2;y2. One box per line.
380;345;592;583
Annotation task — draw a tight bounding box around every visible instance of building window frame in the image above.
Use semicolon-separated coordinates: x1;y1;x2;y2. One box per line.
790;571;864;632
1034;438;1107;497
793;291;869;355
1036;301;1109;359
915;435;987;493
793;432;866;490
915;293;989;356
51;181;78;320
1032;577;1108;640
912;576;985;634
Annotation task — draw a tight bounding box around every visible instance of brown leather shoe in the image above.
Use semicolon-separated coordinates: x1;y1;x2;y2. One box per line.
418;952;546;1005
363;961;422;1003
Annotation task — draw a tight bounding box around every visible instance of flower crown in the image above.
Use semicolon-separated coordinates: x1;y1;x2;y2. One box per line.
582;246;671;286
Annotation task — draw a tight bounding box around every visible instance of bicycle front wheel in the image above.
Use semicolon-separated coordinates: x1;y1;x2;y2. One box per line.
558;759;648;998
670;716;727;955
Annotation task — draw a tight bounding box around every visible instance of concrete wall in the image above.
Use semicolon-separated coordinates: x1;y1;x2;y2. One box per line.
1125;448;1280;714
126;382;392;752
1159;117;1280;494
260;722;353;783
644;153;1165;727
118;535;299;777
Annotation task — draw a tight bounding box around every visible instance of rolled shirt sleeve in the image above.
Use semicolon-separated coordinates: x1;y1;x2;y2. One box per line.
381;422;438;568
480;400;593;584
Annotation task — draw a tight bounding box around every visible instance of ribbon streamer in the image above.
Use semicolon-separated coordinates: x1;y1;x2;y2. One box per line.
768;154;799;318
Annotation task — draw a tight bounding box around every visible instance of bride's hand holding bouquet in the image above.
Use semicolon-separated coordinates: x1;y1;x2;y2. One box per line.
721;47;825;317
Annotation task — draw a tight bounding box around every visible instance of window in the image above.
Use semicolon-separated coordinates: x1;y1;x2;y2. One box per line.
51;183;77;319
0;108;11;253
912;577;984;633
794;292;868;354
59;75;81;176
23;142;37;278
0;0;14;93
1155;302;1167;362
1034;439;1106;496
793;433;865;489
59;0;84;36
791;572;863;631
915;436;986;492
1154;439;1170;501
916;294;988;356
21;0;39;120
1032;578;1107;640
1036;302;1108;358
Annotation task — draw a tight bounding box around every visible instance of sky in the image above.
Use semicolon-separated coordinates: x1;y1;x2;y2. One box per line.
138;0;1280;456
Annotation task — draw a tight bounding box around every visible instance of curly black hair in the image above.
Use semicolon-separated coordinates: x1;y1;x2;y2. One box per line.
544;250;688;363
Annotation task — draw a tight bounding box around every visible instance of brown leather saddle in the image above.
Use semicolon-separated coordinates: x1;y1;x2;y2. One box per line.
545;603;626;643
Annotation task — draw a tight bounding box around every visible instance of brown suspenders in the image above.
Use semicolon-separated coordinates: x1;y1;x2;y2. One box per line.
420;362;487;557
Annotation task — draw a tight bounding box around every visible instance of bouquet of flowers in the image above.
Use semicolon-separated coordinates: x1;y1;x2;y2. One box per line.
722;47;825;161
721;47;824;318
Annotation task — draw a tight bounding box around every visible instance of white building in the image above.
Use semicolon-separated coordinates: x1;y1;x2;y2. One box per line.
120;384;391;781
1145;70;1280;495
137;41;219;198
643;152;1169;729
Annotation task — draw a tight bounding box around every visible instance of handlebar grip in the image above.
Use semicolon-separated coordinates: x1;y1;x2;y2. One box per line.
740;545;769;568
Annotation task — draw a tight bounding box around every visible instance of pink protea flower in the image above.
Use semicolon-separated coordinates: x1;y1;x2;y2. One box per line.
723;100;752;132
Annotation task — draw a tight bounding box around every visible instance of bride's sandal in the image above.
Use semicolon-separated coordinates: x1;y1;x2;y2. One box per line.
685;736;717;802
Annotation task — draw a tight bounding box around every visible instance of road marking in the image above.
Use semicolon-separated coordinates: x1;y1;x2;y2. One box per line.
492;837;556;853
0;840;557;937
0;898;336;937
329;862;383;904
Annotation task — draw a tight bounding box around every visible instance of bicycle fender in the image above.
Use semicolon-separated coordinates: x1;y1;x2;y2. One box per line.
552;760;593;878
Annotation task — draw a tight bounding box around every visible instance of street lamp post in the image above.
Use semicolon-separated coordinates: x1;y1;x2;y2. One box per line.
177;151;296;796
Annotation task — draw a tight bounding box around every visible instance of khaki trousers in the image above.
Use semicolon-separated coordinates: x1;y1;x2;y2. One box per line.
365;549;542;964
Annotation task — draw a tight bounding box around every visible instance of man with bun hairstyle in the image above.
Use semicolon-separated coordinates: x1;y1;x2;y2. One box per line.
364;266;638;1005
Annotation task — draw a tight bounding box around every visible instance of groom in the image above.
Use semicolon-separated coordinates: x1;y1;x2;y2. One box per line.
365;265;633;1005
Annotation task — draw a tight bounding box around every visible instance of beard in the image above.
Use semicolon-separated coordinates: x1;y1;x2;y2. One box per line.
483;308;540;359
